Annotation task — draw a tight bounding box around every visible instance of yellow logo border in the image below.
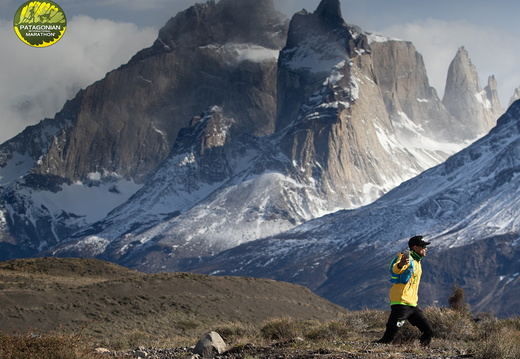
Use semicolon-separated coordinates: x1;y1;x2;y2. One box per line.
13;1;67;48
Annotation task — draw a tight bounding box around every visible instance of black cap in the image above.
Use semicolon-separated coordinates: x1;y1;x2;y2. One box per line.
408;235;431;248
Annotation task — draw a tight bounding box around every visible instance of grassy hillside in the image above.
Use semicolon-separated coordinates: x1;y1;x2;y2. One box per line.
0;257;346;344
1;258;519;358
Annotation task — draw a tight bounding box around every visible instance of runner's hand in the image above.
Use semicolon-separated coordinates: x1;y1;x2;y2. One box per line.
398;255;410;269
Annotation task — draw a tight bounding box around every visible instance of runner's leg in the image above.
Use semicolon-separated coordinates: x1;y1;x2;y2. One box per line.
378;305;411;344
408;307;434;346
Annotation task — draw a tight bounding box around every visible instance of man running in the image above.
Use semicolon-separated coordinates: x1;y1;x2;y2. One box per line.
377;235;434;346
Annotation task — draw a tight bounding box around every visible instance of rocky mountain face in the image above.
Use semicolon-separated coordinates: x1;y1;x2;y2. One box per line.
41;0;452;269
1;0;288;257
185;101;520;317
442;47;503;140
35;0;288;185
370;40;456;143
0;0;507;276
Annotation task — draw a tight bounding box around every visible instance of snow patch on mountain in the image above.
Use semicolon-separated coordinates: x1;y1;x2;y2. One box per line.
0;173;142;253
366;33;402;44
191;102;520;287
198;43;279;68
215;43;280;63
475;90;492;109
284;36;348;73
29;177;142;224
0;117;68;187
0;152;36;186
134;171;307;247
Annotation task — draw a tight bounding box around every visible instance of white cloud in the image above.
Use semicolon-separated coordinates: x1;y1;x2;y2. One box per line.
0;16;157;143
377;19;520;108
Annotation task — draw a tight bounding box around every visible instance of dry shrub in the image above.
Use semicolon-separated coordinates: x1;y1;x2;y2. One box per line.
213;322;255;344
475;324;520;359
449;285;468;312
118;330;154;350
0;330;99;359
305;320;350;342
503;316;520;331
260;317;301;341
390;307;477;345
342;309;387;332
425;307;476;340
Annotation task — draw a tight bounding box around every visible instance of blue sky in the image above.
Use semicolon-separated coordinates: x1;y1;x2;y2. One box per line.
1;0;519;143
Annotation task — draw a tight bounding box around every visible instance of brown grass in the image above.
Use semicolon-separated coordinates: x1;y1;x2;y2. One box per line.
1;258;520;358
2;305;520;358
0;330;103;359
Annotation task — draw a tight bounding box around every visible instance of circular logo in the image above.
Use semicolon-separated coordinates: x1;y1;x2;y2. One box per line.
13;1;67;47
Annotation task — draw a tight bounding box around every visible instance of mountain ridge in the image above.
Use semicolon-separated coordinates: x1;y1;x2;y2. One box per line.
44;9;468;269
0;0;511;314
183;100;520;317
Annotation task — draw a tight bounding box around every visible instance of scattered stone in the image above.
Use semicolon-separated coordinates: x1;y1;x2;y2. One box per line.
193;331;227;358
94;347;110;353
135;349;148;358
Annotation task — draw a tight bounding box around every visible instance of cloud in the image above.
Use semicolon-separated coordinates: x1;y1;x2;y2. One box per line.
0;16;157;143
274;0;313;14
377;19;520;107
95;0;194;11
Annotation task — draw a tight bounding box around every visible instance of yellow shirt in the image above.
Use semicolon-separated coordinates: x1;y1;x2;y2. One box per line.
389;252;423;306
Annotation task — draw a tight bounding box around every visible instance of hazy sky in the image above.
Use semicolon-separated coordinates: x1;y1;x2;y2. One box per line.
1;0;519;143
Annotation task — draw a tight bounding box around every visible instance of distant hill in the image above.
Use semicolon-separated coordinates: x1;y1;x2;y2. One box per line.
0;257;347;341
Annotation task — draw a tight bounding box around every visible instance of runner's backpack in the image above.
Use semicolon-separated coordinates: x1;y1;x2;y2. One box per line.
389;251;414;284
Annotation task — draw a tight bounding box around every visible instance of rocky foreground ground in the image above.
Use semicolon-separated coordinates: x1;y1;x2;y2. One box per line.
98;340;475;358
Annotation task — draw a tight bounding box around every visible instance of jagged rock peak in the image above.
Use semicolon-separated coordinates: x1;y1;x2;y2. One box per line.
315;0;343;27
509;87;520;108
447;46;480;90
443;46;500;140
156;0;288;50
276;0;371;130
284;0;368;54
485;75;502;112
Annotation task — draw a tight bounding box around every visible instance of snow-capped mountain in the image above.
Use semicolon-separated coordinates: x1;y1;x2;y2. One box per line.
0;0;289;260
0;0;506;274
185;100;520;317
45;0;468;270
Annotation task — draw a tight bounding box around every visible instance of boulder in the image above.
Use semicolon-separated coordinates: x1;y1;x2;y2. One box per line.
193;331;227;358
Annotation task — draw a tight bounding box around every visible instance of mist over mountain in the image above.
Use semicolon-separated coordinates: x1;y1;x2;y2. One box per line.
0;0;513;315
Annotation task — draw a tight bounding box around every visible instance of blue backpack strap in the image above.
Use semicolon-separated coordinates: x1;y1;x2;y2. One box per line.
389;255;400;283
389;252;414;284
